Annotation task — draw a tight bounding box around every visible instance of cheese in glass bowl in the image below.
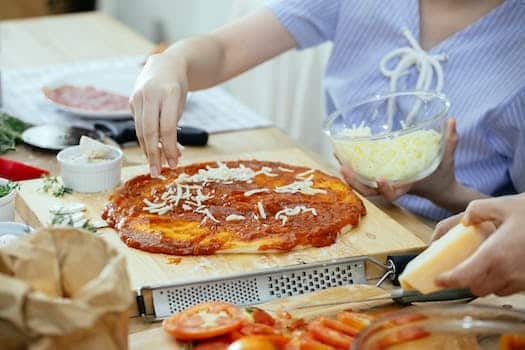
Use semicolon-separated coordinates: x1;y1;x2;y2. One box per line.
324;91;450;187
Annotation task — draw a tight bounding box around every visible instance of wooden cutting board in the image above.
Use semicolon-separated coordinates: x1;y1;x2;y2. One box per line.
16;147;426;292
129;284;395;350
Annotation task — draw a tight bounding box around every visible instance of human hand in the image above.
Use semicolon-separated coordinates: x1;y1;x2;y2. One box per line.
340;118;459;202
130;52;188;177
434;194;525;296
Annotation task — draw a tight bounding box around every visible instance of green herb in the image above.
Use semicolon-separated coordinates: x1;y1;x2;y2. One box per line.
41;176;72;198
50;212;97;233
0;181;19;198
0;112;31;154
244;307;255;314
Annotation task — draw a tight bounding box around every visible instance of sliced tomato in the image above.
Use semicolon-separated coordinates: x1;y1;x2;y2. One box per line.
252;308;277;326
285;318;306;331
194;339;230;350
240;323;280;336
500;333;525;350
163;302;244;341
227;335;291;350
307;320;354;349
376;327;430;349
337;311;375;331
285;334;335;350
319;317;359;337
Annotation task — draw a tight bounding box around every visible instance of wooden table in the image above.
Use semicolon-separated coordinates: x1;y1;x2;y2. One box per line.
3;11;523;339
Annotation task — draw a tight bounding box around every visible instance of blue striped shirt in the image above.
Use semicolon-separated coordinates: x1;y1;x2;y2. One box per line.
267;0;525;220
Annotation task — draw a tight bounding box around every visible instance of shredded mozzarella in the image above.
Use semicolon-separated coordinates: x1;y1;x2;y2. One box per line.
275;205;317;225
225;214;246;221
296;168;315;179
274;176;327;195
244;188;270;197
257;201;267;219
333;127;442;181
278;167;294;173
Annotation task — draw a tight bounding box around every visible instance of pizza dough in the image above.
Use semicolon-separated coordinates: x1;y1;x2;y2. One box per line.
103;160;366;255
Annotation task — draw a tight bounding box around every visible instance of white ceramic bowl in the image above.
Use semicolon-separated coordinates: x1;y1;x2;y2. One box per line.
0;178;17;221
57;145;123;193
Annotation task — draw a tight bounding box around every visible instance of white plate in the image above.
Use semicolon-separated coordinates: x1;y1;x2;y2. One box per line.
43;65;141;120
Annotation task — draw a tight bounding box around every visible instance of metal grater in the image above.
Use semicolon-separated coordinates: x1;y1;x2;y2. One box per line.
137;256;390;321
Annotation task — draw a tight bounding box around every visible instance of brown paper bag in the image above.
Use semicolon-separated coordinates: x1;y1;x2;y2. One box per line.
0;228;133;350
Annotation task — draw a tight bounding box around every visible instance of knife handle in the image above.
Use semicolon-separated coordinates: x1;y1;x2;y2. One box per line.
387;254;419;286
177;126;208;147
391;288;475;306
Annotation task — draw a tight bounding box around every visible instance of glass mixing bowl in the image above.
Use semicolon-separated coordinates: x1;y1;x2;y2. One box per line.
324;91;451;187
352;304;525;350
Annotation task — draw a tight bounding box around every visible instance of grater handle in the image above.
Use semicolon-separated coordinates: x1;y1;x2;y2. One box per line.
387;254;419;286
391;288;475;306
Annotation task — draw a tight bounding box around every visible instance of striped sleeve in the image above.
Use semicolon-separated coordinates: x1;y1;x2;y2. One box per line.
265;0;342;49
487;87;525;192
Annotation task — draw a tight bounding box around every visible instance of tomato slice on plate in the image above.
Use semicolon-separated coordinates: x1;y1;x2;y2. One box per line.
252;308;276;326
376;326;430;349
307;320;354;349
228;335;291;350
163;302;244;341
240;323;280;336
319;317;359;337
194;339;231;350
337;311;375;331
285;333;335;350
500;333;525;350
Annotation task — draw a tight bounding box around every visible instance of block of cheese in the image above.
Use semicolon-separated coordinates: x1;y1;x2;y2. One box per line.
399;223;484;294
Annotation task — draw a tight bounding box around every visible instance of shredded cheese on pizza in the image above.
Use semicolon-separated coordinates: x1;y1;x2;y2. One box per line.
274;175;327;195
142;162;324;226
244;188;270;197
257;201;267;219
275;205;318;226
225;214;246;221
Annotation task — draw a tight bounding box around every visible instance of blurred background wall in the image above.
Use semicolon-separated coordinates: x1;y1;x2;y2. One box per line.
99;0;334;158
1;0;333;158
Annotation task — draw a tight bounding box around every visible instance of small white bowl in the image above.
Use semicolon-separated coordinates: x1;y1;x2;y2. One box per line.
0;178;17;221
57;145;123;193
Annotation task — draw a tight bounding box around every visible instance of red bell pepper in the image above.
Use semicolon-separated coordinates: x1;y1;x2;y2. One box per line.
0;157;49;181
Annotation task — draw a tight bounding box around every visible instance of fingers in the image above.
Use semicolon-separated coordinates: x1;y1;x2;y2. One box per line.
130;94;145;153
377;180;411;202
159;89;184;168
340;166;380;196
436;235;505;296
443;118;458;161
431;213;462;242
462;198;506;227
141;95;162;177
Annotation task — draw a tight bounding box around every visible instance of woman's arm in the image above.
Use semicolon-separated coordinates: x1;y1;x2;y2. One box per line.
130;9;296;176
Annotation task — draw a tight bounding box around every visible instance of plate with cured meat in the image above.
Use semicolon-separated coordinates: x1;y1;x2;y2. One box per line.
42;65;140;119
102;160;366;255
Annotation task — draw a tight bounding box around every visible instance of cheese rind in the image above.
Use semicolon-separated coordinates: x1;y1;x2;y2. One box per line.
399;223;484;294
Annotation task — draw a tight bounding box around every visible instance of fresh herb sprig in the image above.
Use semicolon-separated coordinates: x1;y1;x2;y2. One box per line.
0;112;31;154
50;212;97;233
0;181;19;198
41;176;72;197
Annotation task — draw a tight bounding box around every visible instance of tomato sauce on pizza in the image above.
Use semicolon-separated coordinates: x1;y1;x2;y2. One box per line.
102;160;366;255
